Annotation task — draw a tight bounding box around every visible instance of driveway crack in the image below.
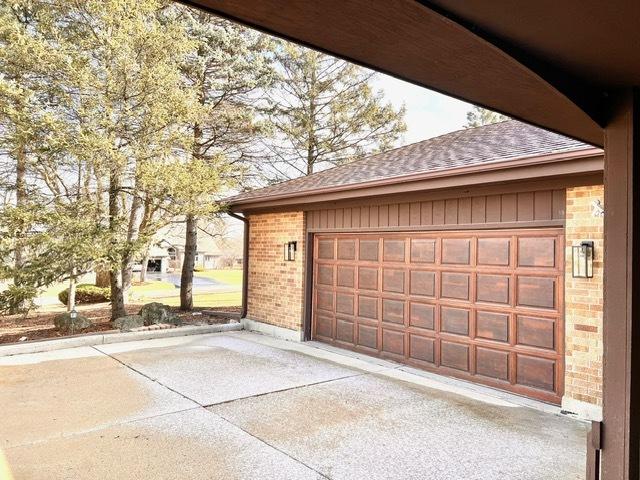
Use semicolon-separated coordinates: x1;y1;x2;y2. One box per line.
205;407;333;480
201;371;369;408
91;345;202;407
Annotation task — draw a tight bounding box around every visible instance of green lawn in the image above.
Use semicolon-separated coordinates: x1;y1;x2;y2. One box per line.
159;290;242;308
35;269;242;308
133;270;242;307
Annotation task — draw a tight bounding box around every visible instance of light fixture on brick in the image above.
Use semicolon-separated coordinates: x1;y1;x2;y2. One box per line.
284;241;297;261
572;241;594;278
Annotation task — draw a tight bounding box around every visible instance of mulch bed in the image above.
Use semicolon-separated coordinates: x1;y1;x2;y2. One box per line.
0;304;242;345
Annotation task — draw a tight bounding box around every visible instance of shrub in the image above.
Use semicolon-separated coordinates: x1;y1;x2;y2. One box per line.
58;284;110;306
0;284;37;316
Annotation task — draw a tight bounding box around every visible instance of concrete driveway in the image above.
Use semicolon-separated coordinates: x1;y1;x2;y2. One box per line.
0;332;587;480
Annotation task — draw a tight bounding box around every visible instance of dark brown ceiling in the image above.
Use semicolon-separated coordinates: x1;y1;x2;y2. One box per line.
427;0;640;86
183;1;640;147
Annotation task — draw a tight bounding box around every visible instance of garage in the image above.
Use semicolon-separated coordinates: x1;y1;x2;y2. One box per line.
228;120;604;413
312;229;564;403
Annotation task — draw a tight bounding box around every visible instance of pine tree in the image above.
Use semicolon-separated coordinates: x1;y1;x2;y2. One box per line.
262;43;406;181
0;0;86;313
465;106;509;128
173;6;273;310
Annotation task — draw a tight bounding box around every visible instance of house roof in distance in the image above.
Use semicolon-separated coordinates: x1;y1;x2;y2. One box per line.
228;120;601;208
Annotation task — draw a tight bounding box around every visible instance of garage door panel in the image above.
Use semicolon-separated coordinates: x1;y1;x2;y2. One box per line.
359;239;379;261
357;296;378;319
336;319;354;343
336;266;355;288
409;334;435;363
382;329;405;356
441;272;470;300
516;354;556;392
358;267;378;290
382;299;405;324
316;290;334;311
476;347;510;381
409;270;436;297
318;239;335;259
441;341;469;371
476;274;510;304
476;311;510;342
409;302;435;330
518;237;556;268
477;238;510;266
317;265;334;285
410;239;436;263
442;238;471;265
382;269;405;293
357;324;378;349
517;315;556;350
336;293;355;316
517;276;556;309
313;229;563;403
440;306;470;336
337;239;356;260
383;239;405;262
315;314;333;338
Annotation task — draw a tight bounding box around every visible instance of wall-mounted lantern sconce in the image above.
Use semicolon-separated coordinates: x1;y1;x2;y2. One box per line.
572;241;594;278
284;241;297;261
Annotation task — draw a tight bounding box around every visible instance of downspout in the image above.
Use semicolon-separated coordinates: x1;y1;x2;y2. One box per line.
228;211;249;318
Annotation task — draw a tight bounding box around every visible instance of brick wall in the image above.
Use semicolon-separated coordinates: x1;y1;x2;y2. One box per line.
564;185;604;410
246;211;306;331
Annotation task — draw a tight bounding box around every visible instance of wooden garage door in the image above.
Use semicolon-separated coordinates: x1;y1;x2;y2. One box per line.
312;229;564;404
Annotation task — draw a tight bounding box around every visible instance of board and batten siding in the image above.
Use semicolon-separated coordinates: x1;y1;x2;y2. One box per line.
307;189;565;231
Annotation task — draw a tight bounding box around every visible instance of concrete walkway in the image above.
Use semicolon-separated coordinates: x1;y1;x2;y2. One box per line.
0;331;588;480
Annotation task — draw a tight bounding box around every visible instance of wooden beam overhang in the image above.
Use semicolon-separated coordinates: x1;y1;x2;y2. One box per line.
182;0;603;145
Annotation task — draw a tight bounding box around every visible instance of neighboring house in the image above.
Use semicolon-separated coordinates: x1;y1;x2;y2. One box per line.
228;120;604;420
145;225;242;273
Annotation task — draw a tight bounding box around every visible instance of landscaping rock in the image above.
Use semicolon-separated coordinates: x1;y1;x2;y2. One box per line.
53;312;92;333
113;314;144;332
139;302;181;326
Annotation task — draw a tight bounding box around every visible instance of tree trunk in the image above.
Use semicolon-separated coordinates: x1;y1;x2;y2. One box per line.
95;269;111;288
67;271;76;312
140;253;149;283
109;269;126;320
14;144;27;270
121;194;143;295
108;168;127;320
9;144;28;315
181;114;203;312
180;214;197;311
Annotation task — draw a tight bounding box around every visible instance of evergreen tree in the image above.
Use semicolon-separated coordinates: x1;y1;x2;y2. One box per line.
465;106;509;128
262;43;406;181
174;6;273;310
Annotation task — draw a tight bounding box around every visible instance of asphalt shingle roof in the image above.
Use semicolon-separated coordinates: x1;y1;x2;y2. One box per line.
229;120;593;204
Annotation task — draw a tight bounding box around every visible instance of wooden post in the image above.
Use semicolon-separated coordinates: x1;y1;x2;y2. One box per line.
587;421;602;480
601;88;640;479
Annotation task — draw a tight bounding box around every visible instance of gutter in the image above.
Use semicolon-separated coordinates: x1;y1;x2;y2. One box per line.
228;212;249;318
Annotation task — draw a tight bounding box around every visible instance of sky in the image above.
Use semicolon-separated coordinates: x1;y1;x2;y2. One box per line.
371;74;473;147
